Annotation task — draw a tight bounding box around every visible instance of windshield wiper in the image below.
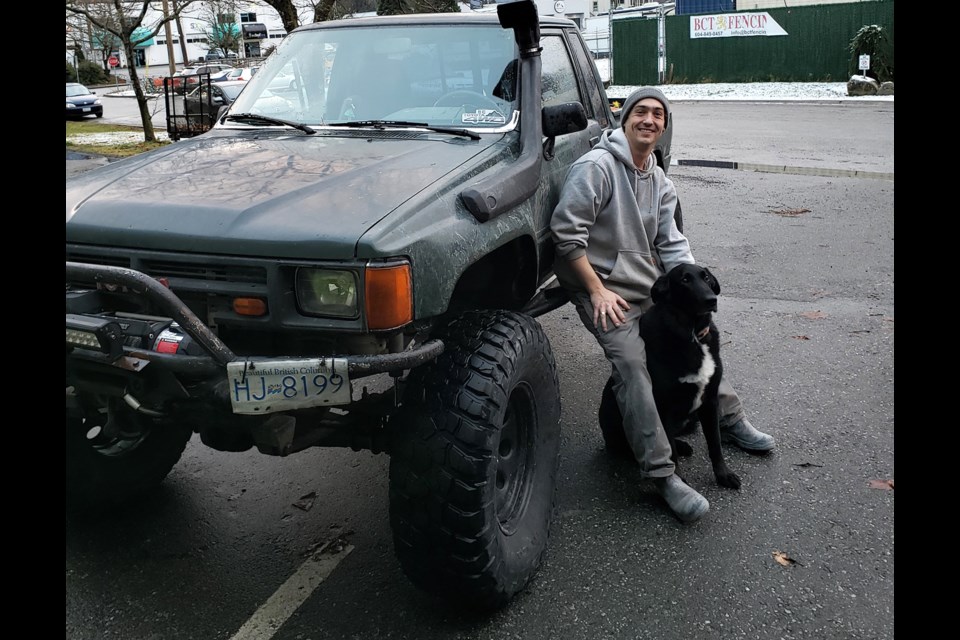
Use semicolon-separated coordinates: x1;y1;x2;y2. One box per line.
222;113;316;134
326;120;481;140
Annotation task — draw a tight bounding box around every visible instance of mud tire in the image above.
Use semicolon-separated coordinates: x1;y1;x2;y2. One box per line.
389;310;561;610
66;396;193;514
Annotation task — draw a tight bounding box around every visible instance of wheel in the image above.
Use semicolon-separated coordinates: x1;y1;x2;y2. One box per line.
95;112;104;118
66;390;193;514
389;310;561;610
433;90;501;111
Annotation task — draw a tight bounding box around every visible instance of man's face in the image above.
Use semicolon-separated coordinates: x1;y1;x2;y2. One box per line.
623;98;666;149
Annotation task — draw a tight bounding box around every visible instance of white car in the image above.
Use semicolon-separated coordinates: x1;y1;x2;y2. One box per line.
215;67;257;83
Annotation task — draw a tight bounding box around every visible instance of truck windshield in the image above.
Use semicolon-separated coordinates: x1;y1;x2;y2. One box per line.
226;23;519;131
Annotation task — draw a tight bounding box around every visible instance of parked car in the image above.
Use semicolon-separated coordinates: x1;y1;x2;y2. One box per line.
171;63;234;93
66;82;103;119
197;63;233;75
214;67;257;83
208;69;234;83
267;69;297;92
67;2;642;609
182;80;249;126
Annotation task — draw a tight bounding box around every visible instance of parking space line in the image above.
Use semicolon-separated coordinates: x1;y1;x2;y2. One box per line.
229;541;355;640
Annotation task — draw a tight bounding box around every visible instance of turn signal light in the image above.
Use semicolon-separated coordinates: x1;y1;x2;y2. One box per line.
365;264;412;330
233;297;267;316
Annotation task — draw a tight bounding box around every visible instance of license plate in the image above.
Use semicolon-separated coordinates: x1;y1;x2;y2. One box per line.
226;358;350;414
82;107;91;112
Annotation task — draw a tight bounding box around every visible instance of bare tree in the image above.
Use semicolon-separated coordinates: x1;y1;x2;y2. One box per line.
255;0;395;29
377;0;459;14
412;0;459;13
198;1;244;57
66;0;198;142
258;0;300;33
377;0;407;16
173;0;190;66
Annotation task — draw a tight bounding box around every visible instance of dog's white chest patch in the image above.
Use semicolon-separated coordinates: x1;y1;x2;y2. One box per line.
678;343;715;412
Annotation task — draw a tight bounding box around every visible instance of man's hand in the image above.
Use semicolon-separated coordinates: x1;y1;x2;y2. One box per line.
590;288;629;332
568;255;630;332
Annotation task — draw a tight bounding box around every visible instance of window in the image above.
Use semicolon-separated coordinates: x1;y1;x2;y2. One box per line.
569;32;607;120
240;13;258;23
539;35;582;109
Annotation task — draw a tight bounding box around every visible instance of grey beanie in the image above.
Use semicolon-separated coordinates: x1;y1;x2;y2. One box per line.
620;86;670;129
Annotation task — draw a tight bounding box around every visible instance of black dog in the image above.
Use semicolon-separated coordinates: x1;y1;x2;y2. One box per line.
597;263;740;490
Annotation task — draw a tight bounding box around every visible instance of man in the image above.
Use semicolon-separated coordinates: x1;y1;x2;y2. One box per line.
550;87;774;523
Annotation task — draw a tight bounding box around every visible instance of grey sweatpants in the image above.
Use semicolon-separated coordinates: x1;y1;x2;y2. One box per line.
570;291;746;478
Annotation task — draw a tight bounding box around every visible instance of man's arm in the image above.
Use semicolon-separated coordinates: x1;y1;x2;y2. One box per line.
654;176;695;272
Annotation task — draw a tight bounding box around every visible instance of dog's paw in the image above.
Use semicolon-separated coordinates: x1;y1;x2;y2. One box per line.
674;439;694;457
715;466;741;490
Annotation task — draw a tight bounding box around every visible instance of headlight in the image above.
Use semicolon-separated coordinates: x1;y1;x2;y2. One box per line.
94;99;102;105
66;102;73;108
295;268;359;318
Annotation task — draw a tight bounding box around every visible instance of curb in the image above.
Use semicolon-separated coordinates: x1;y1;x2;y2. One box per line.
676;159;893;181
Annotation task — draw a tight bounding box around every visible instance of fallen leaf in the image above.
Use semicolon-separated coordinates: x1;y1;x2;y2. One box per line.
793;462;823;468
868;479;894;490
293;491;317;511
791;335;810;340
770;207;811;217
800;311;827;320
773;551;801;566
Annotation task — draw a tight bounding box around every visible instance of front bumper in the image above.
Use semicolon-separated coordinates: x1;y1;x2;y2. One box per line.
66;261;443;402
66;105;103;118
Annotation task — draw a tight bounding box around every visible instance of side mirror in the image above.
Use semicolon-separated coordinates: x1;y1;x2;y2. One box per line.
542;101;588;138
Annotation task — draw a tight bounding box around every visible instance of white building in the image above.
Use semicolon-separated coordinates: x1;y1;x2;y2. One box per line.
69;1;292;69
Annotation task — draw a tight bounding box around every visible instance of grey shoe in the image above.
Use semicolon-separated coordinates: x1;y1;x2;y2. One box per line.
654;474;709;523
721;418;775;452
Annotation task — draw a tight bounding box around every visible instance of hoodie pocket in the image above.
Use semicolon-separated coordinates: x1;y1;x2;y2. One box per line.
603;250;660;300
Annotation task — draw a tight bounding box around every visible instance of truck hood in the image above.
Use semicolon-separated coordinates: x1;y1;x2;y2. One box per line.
66;130;501;259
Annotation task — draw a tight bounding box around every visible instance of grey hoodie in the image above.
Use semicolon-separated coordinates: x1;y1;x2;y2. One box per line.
550;127;692;305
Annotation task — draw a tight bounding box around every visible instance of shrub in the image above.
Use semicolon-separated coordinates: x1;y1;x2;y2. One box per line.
66;61;78;83
848;25;894;83
78;60;111;86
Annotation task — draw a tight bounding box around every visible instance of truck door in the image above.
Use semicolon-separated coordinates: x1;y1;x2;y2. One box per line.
536;29;607;270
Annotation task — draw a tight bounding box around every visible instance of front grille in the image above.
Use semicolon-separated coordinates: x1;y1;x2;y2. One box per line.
67;251;267;286
68;252;130;268
140;260;267;284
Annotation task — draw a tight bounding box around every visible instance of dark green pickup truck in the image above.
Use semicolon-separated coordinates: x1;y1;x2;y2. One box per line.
66;0;671;609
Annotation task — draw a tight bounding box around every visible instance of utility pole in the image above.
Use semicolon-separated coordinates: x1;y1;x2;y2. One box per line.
162;0;177;76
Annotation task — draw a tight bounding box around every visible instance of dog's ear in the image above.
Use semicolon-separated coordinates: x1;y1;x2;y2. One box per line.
703;267;720;295
651;274;671;304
